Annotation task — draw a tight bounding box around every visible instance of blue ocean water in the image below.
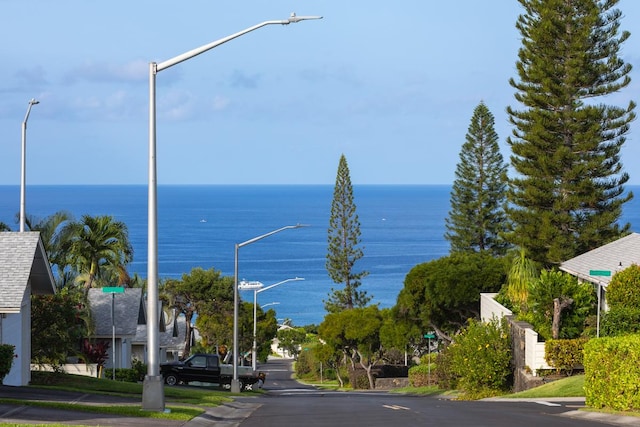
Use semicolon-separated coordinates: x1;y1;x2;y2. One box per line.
1;185;639;326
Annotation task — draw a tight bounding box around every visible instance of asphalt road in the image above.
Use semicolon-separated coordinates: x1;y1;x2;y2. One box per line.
0;359;638;426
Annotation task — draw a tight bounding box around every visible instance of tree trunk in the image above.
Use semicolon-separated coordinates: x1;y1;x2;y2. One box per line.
552;297;573;339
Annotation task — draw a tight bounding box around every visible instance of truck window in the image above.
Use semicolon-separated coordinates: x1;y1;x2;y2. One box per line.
190;356;206;368
207;355;219;368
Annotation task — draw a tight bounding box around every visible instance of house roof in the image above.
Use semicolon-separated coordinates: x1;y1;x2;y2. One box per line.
0;232;56;313
559;232;640;287
87;288;145;336
134;312;194;352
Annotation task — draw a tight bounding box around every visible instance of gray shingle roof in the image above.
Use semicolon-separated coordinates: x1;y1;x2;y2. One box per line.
87;288;144;337
560;232;640;287
0;232;56;312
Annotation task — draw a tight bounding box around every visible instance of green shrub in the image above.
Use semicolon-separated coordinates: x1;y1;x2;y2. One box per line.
448;317;512;396
544;338;588;374
408;363;436;387
601;306;640;337
433;345;458;390
584;334;640;411
295;347;318;379
527;270;595;340
0;344;16;384
114;359;147;382
607;264;640;309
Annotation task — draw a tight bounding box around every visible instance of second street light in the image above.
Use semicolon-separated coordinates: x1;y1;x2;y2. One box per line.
233;224;307;392
20;98;39;233
239;277;304;370
144;13;321;410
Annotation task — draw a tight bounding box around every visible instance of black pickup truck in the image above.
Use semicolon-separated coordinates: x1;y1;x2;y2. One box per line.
160;353;265;391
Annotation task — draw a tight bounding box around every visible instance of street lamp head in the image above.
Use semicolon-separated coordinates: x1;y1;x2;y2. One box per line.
29;99;39;106
287;12;323;24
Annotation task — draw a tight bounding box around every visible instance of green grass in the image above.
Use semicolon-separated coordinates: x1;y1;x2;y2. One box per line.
505;374;585;398
7;371;242;421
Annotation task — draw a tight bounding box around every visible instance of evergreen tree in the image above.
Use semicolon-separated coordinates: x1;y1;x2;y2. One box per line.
506;0;635;266
324;154;370;312
445;101;509;256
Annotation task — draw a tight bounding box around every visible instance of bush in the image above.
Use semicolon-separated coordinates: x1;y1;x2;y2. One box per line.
584;334;640;411
114;359;147;382
433;345;458;390
601;306;640;337
544;338;588;374
607;264;640;309
448;317;512;396
294;347;317;379
409;364;436;387
527;270;595;340
0;344;16;384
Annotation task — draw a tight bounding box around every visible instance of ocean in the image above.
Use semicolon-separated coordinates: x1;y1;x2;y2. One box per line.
1;184;639;326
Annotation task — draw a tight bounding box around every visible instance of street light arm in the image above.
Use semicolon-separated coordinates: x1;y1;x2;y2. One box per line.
157;14;322;72
256;277;304;294
23;99;39;125
238;224;308;249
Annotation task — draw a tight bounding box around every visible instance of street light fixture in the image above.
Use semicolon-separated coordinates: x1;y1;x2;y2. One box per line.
239;277;304;370
20;98;39;233
144;13;320;410
233;225;307;392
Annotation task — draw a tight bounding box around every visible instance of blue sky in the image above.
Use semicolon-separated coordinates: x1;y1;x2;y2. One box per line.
1;1;639;185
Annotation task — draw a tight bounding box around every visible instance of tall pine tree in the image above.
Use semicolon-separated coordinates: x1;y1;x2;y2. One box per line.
324;154;370;313
506;0;635;266
445;101;509;256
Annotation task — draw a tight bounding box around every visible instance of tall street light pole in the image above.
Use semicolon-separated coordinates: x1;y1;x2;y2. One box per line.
144;14;321;410
233;225;307;392
20;98;39;233
240;277;304;371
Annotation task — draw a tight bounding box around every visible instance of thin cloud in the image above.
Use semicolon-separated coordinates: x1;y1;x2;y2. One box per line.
63;60;148;85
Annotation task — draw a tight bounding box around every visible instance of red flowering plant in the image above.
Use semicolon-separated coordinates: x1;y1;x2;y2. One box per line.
81;339;110;367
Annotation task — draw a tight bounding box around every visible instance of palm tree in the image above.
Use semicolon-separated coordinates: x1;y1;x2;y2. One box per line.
60;215;133;290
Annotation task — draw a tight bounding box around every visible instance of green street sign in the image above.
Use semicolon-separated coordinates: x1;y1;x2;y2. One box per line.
102;287;125;293
589;270;611;277
423;333;436;339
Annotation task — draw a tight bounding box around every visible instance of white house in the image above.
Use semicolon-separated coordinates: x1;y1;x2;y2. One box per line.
0;232;56;386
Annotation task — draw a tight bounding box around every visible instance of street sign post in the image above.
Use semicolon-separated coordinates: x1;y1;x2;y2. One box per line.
423;333;436;384
589;270;611;338
103;287;125;379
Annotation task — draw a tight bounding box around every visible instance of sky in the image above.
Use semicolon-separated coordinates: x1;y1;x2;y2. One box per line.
1;1;639;186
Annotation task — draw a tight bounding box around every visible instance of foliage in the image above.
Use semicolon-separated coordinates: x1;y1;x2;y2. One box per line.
504;248;539;313
408;362;435;387
325;154;370;312
432;344;458;390
313;342;347;387
544;338;588;374
192;272;235;351
0;222;10;231
295;344;318;379
445;101;509;256
114;359;146;382
23;211;74;286
584;334;640;411
277;327;308;359
526;270;595;340
81;339;110;366
394;252;506;340
606;264;640;309
162;267;234;356
601;306;640;337
447;317;512;396
506;0;635;267
31;287;90;366
0;344;15;384
318;305;384;389
59;214;133;289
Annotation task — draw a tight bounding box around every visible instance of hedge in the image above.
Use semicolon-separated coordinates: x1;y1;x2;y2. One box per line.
584;334;640;411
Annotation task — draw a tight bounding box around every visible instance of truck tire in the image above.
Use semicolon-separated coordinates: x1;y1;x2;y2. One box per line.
165;374;179;386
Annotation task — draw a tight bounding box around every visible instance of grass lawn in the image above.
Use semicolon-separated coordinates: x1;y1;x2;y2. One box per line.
506;374;586;398
0;370;243;424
